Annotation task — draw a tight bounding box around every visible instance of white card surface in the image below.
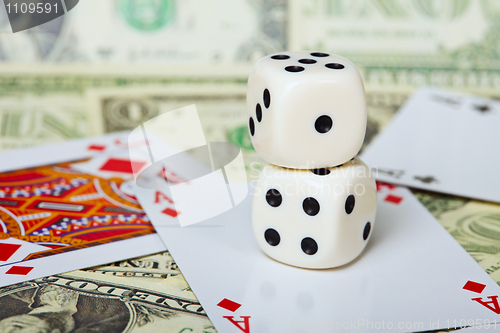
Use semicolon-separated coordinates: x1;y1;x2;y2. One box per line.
0;131;134;173
361;87;500;203
0;234;165;287
135;183;500;332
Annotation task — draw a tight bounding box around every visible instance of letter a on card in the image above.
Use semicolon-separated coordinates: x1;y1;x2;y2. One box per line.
155;191;173;204
471;296;500;314
223;316;250;333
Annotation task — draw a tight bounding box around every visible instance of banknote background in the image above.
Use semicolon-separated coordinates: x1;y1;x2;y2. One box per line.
0;0;499;332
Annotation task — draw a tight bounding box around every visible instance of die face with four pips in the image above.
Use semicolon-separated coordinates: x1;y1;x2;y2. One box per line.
251;158;377;269
247;51;367;169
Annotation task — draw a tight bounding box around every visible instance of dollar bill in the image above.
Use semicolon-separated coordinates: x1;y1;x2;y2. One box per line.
289;0;500;94
414;190;500;286
0;66;248;150
0;251;216;332
0;0;287;65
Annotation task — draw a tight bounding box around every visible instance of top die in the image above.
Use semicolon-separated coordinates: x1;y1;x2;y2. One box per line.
247;51;367;169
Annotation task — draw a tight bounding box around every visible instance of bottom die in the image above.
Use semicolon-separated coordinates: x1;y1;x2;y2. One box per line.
252;158;376;269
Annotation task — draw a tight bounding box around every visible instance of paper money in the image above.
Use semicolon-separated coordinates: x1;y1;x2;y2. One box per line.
0;0;287;65
0;67;248;150
0;94;96;150
414;190;500;286
0;251;216;332
289;0;500;94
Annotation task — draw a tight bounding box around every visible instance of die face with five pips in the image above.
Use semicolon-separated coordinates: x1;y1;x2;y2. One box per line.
247;51;367;169
251;158;377;269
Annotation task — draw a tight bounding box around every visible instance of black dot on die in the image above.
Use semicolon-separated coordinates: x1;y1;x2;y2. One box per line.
363;222;371;240
303;197;320;216
298;58;317;64
312;168;330;176
326;63;345;70
263;89;271;108
271;54;290;60
249;117;255;136
314;115;333;133
285;66;305;73
265;228;280;246
301;237;318;255
311;52;329;57
266;189;282;207
345;195;355;214
256;104;262;122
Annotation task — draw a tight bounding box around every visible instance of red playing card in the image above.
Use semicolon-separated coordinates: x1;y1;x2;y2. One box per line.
463;280;486;294
5;266;33;275
0;163;155;262
87;144;106;151
0;243;22;261
217;298;242;312
384;194;403;204
99;158;146;174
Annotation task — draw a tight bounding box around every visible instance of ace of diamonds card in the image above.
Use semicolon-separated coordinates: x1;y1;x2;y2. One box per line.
135;182;500;332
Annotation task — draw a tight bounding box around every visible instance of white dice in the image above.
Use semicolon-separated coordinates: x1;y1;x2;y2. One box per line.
247;51;367;169
251;158;376;269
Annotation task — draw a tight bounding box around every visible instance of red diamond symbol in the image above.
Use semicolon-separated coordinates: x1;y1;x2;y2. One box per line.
463;280;486;294
87;144;106;151
6;266;34;275
99;158;146;174
0;243;22;261
217;298;241;312
162;208;179;218
385;194;403;204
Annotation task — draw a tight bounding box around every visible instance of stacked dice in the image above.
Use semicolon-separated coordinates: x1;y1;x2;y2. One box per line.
247;51;377;269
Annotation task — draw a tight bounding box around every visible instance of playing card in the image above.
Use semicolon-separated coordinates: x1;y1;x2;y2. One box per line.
0;131;138;174
0;137;166;288
361;87;500;203
135;182;500;332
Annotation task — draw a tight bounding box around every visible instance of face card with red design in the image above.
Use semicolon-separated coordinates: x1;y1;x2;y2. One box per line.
135;183;500;332
361;87;500;203
0;138;165;287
